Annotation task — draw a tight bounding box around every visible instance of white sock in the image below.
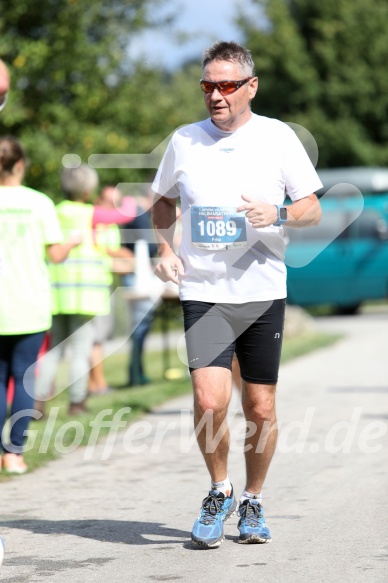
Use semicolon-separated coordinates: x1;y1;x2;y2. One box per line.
211;476;232;497
239;489;262;504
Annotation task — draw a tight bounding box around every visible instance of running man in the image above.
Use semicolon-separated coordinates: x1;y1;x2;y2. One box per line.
152;41;322;547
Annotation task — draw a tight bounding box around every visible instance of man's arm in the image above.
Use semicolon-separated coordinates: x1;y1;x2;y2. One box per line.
283;193;322;228
238;193;321;229
105;246;134;274
46;232;83;263
152;195;184;284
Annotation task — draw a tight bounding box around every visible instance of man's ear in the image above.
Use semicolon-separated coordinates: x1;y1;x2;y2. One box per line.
14;158;25;178
249;76;259;100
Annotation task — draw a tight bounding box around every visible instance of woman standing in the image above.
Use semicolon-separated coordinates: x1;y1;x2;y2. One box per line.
0;57;9;569
0;136;80;474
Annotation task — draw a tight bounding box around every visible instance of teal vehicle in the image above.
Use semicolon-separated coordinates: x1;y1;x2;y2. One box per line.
285;168;388;313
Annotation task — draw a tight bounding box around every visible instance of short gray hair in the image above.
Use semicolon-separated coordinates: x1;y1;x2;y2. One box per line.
202;41;255;77
61;164;99;200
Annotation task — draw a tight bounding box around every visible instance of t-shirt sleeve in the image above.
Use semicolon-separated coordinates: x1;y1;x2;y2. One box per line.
41;197;64;244
152;137;180;198
281;124;323;201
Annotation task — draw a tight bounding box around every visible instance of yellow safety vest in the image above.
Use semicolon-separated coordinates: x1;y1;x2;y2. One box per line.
93;221;121;288
49;201;113;316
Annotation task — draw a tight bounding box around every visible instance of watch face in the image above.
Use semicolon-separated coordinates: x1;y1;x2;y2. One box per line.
280;207;287;220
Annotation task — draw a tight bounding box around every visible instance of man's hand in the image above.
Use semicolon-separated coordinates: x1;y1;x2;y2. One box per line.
67;230;84;248
154;250;184;285
237;194;278;228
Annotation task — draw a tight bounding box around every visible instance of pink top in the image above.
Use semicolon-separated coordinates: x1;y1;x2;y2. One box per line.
92;196;137;227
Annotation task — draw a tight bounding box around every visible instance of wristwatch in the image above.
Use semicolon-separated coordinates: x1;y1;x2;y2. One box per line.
273;205;288;226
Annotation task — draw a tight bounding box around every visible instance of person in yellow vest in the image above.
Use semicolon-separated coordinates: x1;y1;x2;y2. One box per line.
34;165;136;415
0;136;82;475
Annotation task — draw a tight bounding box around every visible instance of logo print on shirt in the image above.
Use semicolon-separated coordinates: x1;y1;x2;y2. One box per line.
219;148;234;153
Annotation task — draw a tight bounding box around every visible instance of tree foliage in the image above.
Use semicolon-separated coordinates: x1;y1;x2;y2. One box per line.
2;0;383;192
0;0;205;197
239;0;388;167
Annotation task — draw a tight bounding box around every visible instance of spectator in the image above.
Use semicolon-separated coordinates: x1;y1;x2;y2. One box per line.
0;136;81;473
0;61;10;413
0;57;9;566
88;186;134;394
120;187;159;386
34;166;136;415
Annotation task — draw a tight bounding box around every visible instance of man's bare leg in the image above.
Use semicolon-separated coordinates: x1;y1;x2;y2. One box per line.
242;382;277;493
191;366;232;482
190;366;237;547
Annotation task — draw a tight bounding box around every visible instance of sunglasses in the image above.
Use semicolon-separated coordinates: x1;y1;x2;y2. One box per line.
199;77;253;96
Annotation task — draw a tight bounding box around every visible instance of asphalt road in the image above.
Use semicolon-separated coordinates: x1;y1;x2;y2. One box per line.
0;309;387;582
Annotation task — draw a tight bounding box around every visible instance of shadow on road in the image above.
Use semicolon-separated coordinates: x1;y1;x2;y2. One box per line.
0;519;190;546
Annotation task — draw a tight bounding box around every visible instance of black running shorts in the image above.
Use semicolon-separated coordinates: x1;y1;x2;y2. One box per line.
182;298;286;385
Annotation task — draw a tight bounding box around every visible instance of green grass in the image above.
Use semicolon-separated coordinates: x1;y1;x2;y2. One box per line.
281;331;342;362
305;299;388;317
0;329;341;481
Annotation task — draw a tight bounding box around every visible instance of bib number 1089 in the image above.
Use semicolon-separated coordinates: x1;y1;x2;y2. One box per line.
197;220;237;237
191;206;247;249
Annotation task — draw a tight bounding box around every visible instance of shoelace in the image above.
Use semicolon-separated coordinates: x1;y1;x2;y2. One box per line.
240;501;263;527
199;493;224;524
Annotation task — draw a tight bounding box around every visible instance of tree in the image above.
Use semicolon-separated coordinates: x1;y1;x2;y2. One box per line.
0;0;181;196
238;0;388;167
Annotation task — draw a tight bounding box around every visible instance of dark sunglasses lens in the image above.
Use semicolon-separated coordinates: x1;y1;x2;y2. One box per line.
200;81;215;93
200;79;249;94
218;82;240;94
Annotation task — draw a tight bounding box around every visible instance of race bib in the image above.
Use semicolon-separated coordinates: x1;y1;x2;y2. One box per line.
191;206;247;250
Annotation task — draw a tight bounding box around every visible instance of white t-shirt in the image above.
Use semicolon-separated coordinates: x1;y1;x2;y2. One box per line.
0;186;63;334
153;114;323;303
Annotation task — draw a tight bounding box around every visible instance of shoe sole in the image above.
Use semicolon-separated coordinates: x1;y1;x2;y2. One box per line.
192;537;224;549
238;535;272;544
191;502;237;549
3;464;27;474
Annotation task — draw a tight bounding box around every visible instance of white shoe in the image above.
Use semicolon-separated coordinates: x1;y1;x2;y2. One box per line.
3;453;27;474
0;536;5;566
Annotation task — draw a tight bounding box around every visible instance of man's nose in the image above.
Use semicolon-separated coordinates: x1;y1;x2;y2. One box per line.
210;86;223;97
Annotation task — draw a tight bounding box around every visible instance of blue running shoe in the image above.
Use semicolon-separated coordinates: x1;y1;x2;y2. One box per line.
191;488;237;548
237;499;272;544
